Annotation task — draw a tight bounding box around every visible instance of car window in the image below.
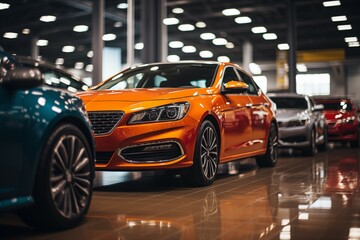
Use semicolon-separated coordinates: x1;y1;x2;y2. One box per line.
270;97;308;109
222;67;239;85
320;101;353;111
236;69;259;95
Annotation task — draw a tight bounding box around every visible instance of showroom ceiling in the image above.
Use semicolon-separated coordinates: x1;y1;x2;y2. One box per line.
0;0;359;70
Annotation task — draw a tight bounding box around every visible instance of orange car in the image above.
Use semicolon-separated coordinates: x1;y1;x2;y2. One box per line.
78;61;278;186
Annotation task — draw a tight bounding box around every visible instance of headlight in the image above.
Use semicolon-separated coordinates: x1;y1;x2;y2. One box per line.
128;102;190;124
287;118;310;127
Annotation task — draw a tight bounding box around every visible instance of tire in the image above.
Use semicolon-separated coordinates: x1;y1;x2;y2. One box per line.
183;120;219;187
256;122;278;167
350;128;360;148
318;127;328;151
19;124;94;230
303;129;316;156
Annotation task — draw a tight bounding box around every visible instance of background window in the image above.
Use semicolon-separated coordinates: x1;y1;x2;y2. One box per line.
296;73;330;96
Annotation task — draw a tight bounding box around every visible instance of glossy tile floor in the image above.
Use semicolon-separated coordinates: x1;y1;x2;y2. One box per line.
1;143;359;240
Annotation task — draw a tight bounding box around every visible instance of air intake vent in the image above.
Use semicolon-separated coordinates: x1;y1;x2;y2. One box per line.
88;111;124;135
95;151;114;165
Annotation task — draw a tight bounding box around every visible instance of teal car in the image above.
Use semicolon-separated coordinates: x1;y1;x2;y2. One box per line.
0;51;95;230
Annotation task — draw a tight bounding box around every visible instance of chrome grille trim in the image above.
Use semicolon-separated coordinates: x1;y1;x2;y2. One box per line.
88;111;124;135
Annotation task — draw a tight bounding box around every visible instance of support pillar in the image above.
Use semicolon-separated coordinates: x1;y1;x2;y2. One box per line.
30;36;39;59
127;0;134;66
242;41;253;73
92;0;104;85
287;0;297;93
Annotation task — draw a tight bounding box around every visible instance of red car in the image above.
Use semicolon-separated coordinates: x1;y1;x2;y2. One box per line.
314;97;360;147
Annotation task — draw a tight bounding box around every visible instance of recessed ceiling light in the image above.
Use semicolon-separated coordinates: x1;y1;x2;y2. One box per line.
22;28;30;34
217;56;230;62
323;1;341;7
135;42;144;50
277;43;290;50
331;15;347;22
199;50;213;58
172;8;184;14
167;55;180;62
296;63;307;72
348;42;360;47
75;62;84;70
114;22;123;28
117;3;128;9
226;42;235;49
345;37;358;42
200;32;216;40
55;58;64;65
40;15;56;22
196;21;206;28
222;8;240;16
169;41;184;48
249;63;262;75
163;17;179;25
263;33;277;40
102;33;116;41
86;64;93;72
62;45;75;53
3;32;18;39
178;24;195;31
212;38;228;45
87;51;93;58
251;26;267;34
182;45;196;53
36;39;48;46
0;3;10;10
337;24;352;31
235;16;252;24
73;25;89;32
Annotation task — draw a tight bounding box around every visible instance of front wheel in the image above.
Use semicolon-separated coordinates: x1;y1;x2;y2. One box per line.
19;124;94;230
183;120;219;186
256;122;278;167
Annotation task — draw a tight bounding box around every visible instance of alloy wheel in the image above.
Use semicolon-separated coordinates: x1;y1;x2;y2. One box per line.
200;126;218;180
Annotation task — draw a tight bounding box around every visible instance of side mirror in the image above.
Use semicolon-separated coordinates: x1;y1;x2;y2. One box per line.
222;80;248;94
1;67;43;89
313;104;324;111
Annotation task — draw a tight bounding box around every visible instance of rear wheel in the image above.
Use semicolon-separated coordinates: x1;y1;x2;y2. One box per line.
183;120;219;186
350;128;360;148
256;123;278;167
19;124;94;230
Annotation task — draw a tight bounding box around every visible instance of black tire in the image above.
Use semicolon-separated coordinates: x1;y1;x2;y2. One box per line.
256;122;278;167
19;124;94;230
183;120;219;186
350;128;360;148
318;127;328;151
303;129;316;156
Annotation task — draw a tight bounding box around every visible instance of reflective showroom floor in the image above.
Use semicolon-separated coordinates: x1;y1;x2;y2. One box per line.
1;143;359;240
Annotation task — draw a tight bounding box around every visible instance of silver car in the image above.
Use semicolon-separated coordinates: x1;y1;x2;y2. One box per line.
269;93;327;155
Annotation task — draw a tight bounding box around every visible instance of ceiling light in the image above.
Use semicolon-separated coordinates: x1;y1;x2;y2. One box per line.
222;8;240;16
249;63;262;75
235;16;252;24
167;55;180;62
102;33;116;41
345;37;358;42
62;45;75;53
251;26;267;34
348;42;360;47
200;32;216;40
217;56;230;62
226;42;235;49
55;58;64;65
277;43;290;50
73;25;89;32
3;32;18;39
169;41;184;48
178;24;195;31
323;1;341;7
196;21;206;28
87;50;93;58
199;50;213;58
114;22;123;28
36;39;48;46
117;3;128;9
40;15;56;22
297;63;307;72
163;17;179;25
182;46;196;53
75;62;84;70
263;33;277;40
0;3;10;10
135;42;144;50
337;24;352;31
172;8;184;14
212;38;228;45
22;28;30;34
86;64;93;72
331;15;347;22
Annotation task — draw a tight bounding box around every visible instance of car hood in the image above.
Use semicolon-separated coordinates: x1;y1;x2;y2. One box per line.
276;109;309;121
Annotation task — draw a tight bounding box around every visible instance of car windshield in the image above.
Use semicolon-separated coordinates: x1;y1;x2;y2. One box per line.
271;97;308;109
319;101;353;111
96;63;218;90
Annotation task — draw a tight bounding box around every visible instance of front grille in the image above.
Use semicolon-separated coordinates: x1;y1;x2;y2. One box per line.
281;136;307;143
88;111;124;135
95;151;114;165
119;141;183;163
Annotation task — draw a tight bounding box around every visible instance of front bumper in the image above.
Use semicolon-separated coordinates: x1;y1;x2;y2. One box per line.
327;122;358;141
278;125;311;148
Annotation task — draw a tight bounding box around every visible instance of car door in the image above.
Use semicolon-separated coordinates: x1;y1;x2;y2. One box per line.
220;66;253;158
236;69;270;151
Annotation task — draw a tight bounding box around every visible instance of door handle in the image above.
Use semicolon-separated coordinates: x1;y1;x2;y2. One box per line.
246;103;252;108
